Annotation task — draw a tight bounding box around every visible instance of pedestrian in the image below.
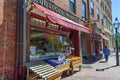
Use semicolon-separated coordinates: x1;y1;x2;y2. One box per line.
103;45;110;62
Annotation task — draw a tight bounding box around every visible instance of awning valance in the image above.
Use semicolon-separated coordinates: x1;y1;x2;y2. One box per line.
100;34;109;41
96;31;109;41
32;2;91;33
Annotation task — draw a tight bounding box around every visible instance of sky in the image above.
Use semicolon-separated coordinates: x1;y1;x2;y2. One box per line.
112;0;120;22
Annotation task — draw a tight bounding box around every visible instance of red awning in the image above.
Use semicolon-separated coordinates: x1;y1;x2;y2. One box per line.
32;2;91;33
96;32;109;40
100;34;109;41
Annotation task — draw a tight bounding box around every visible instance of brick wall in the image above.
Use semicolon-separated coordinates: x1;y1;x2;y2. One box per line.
49;0;82;20
0;0;17;80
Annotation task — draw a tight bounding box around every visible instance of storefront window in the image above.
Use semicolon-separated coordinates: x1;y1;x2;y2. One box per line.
30;30;69;56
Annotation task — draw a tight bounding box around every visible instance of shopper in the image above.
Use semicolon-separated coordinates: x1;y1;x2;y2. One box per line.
103;46;110;62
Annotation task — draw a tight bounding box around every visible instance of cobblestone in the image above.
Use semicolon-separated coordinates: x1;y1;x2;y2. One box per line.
62;54;120;80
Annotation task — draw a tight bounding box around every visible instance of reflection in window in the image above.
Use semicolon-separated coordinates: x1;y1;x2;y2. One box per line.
30;30;69;55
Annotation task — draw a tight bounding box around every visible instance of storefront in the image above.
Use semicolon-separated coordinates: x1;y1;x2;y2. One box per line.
90;31;102;56
86;23;109;60
25;1;91;80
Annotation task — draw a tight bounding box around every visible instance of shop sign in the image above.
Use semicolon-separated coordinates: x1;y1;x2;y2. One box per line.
31;18;46;27
30;0;79;23
86;23;95;30
48;23;59;30
90;31;101;41
93;23;101;32
31;17;60;30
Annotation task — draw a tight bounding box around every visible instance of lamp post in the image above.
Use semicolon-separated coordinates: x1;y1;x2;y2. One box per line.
113;17;120;66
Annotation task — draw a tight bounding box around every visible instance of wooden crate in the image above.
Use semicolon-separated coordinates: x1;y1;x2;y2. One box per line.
28;72;38;80
25;61;62;80
47;72;62;80
68;56;82;72
55;62;70;76
55;62;70;72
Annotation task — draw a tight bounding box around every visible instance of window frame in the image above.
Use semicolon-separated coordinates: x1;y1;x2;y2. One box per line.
69;0;76;13
96;8;99;21
100;13;104;25
82;1;86;20
90;0;94;17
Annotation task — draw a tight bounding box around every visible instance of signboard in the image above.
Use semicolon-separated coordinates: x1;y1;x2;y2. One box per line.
29;0;79;23
90;31;101;41
85;23;95;30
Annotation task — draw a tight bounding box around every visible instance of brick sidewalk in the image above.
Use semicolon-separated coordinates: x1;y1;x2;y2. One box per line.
62;54;120;80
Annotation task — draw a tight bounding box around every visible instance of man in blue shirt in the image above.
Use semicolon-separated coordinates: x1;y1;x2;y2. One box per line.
103;46;110;62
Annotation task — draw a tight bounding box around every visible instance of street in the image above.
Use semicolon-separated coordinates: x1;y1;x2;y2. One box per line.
62;53;120;80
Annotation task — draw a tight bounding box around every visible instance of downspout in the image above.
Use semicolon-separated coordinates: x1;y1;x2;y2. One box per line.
23;0;27;64
15;0;21;80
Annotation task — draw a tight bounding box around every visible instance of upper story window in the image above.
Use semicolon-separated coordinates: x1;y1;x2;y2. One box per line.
96;8;99;21
82;1;86;20
90;0;94;17
99;0;103;7
96;0;99;2
69;0;76;13
103;2;104;10
105;6;107;13
100;13;104;25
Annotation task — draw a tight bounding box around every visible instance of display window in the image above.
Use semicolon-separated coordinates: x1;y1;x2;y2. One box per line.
30;29;69;57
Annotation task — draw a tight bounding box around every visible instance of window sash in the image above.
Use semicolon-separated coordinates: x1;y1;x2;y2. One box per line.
69;0;76;13
82;1;86;20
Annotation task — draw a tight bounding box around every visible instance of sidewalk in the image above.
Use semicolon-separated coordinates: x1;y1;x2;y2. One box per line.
62;54;120;80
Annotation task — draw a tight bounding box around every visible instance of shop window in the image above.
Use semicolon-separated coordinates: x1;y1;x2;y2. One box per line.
69;0;76;13
30;30;69;56
82;1;86;20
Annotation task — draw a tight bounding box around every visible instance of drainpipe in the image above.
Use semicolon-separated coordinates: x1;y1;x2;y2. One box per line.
23;0;27;64
22;0;27;79
14;0;21;80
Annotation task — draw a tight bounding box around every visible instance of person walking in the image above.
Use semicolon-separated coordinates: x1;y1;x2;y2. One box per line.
103;46;110;62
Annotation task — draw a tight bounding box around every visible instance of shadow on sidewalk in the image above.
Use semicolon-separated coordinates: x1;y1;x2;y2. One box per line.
96;65;117;71
83;59;101;64
99;61;106;63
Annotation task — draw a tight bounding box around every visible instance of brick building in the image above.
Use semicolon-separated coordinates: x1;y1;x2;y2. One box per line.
0;0;17;80
0;0;113;80
80;0;113;59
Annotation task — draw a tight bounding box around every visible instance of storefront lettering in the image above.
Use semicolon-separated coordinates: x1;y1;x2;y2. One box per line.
90;32;101;41
31;18;59;30
48;23;59;30
30;0;79;23
31;18;46;27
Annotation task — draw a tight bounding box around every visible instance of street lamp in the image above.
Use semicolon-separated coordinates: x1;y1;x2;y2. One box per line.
113;17;120;66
